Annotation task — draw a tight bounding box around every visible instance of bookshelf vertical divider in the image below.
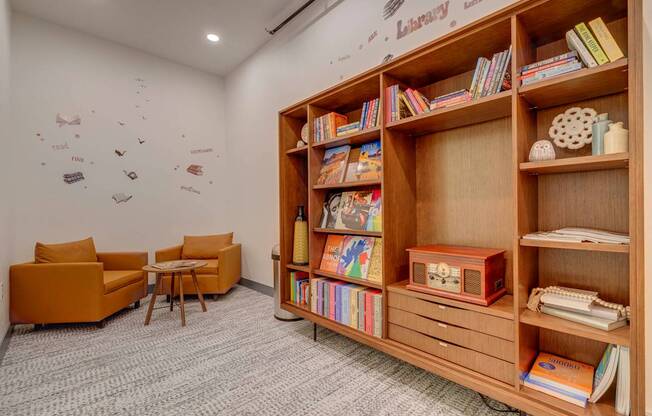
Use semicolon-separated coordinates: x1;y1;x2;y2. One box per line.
278;1;644;414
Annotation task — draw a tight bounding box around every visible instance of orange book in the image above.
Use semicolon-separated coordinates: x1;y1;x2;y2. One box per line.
319;235;345;272
524;352;594;406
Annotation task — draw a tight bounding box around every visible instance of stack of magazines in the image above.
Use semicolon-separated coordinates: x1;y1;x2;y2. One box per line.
522;227;630;245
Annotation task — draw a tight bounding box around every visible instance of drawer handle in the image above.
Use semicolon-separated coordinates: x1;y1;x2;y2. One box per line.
438;305;446;310
439;342;448;348
437;323;447;329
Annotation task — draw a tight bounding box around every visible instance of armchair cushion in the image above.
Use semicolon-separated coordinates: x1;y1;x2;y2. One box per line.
182;233;233;259
103;270;144;294
193;259;219;275
35;237;97;264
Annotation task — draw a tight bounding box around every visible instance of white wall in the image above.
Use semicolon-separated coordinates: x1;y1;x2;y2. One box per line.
9;13;229;269
0;0;11;339
225;0;517;287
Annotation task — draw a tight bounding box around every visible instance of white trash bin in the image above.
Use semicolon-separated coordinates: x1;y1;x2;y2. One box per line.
272;244;302;321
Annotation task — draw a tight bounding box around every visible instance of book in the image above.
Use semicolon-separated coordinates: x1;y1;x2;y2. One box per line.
521;62;583;85
320;192;343;228
469;57;486;98
335;190;373;230
541;305;627;331
520;51;578;73
399;91;417;117
316;145;351;185
366;238;383;283
566;29;598;68
356;140;382;180
320;235;345;272
615;346;630;415
520;57;579;78
344;162;359;182
588;17;624;63
315;112;349;142
494;46;512;94
337;121;360;136
589;344;619;403
366;189;382;232
358;289;366;331
524;352;594;407
337;236;375;278
373;291;382;337
575;22;609;65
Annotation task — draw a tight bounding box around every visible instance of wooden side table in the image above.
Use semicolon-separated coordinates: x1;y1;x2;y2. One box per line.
143;261;208;327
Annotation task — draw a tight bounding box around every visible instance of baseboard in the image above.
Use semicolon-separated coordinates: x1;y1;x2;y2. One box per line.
239;278;273;297
0;325;13;365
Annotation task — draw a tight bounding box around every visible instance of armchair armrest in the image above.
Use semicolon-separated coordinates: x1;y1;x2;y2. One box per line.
97;252;148;271
217;244;241;287
155;245;183;263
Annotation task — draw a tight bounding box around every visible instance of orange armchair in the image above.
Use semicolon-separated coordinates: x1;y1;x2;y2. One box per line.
155;235;241;299
10;251;148;328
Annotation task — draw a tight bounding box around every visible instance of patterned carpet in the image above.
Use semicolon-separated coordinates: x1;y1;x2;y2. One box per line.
0;285;513;416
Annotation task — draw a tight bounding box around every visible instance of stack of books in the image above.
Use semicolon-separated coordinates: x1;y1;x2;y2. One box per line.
310;278;382;337
469;45;512;99
289;271;309;306
519;51;583;86
522;17;624;86
522;227;630;245
524;352;594;407
429;89;472;110
385;85;430;122
319;235;382;283
314;112;348;143
590;344;630;414
537;286;627;331
320;188;382;233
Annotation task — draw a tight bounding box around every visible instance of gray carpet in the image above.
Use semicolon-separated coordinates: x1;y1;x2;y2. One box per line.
0;285;512;415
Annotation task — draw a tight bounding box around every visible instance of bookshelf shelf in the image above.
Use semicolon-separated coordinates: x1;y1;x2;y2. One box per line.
279;1;643;414
385;91;512;136
286;264;310;273
312;269;383;289
519;238;629;253
312;179;381;190
313;228;382;237
285;301;310;313
285;146;308;156
312;127;381;149
520;153;629;175
518;59;628;110
520;309;630;347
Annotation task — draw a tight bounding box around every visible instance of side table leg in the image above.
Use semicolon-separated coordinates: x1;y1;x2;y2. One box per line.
179;273;186;327
191;270;207;312
144;274;162;325
169;272;175;311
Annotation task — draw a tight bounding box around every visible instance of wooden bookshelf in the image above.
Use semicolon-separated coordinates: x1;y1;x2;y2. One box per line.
286;263;309;273
520;153;629;174
313;228;382;237
285;146;308;156
278;1;644;414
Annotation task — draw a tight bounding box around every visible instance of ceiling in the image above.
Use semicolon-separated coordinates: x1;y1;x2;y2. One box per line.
11;0;304;76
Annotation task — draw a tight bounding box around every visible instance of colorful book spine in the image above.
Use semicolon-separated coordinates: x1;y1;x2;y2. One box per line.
520;57;577;78
360;101;368;130
373;292;382;337
522;62;583;85
566;29;597;68
405;89;421;115
489;50;506;95
520;51;578;73
469;57;484;99
588;17;624;63
371;98;380;127
575;23;609;65
481;53;498;97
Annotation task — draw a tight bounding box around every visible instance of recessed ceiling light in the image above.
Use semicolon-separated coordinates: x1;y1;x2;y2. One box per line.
206;33;220;43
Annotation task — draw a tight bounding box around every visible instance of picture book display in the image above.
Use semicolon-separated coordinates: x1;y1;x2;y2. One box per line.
316;145;350;185
356;140;382;181
320;192;343;228
337;236;374;279
524;352;594;407
335;191;373;230
320;235;345;272
366;189;382;232
366;238;382;283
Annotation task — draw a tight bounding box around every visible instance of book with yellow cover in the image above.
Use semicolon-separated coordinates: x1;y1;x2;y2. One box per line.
367;238;383;283
588;17;624;63
524;352;594;407
319;235;345;272
575;23;609;65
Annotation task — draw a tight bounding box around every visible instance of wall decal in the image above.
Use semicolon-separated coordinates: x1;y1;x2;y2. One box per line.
368;30;378;43
464;0;485;9
112;193;133;204
123;170;138;180
186;165;204;176
450;20;457;28
138;138;145;144
115;149;127;157
118;121;126;126
382;54;394;64
383;0;405;20
56;113;81;127
338;55;351;62
209;181;213;185
52;143;69;151
72;156;84;163
63;172;85;184
41;162;46;166
135;78;145;82
190;148;213;154
141;116;147;120
181;134;186;139
181;185;200;195
74;134;80;139
396;1;450;40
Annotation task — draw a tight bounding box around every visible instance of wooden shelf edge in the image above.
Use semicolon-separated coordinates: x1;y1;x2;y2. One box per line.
519;59;627;93
519;153;629;175
313;228;382;237
387;280;515;320
520;385;617;416
519;309;630;347
286;263;310;272
285;301;310;313
312;269;383;289
285;146;308;156
519;238;629;253
312;179;382;190
312;127;381;149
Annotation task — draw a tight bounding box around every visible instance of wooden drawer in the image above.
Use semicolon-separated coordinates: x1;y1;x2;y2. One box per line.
388;323;514;385
388;291;514;341
388;308;514;362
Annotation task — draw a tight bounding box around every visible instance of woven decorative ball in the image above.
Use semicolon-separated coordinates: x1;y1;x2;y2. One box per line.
548;107;597;150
